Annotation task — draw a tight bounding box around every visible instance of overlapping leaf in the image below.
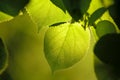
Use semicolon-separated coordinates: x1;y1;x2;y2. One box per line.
96;20;117;37
26;0;71;31
0;0;29;16
0;13;52;80
44;22;90;72
89;7;107;25
51;0;91;21
94;33;120;68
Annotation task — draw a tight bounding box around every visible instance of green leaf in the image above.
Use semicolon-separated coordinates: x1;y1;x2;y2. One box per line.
96;20;117;37
0;13;52;80
108;0;120;29
0;0;30;16
50;0;66;12
89;7;107;25
0;12;13;23
94;33;120;68
26;0;71;31
0;39;8;74
44;22;90;72
61;0;91;21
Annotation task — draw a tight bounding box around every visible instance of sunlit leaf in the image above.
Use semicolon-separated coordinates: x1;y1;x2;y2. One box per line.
0;13;52;80
44;22;90;72
100;0;114;8
0;0;30;16
26;0;71;31
0;12;13;23
0;39;8;74
96;20;117;37
89;7;107;25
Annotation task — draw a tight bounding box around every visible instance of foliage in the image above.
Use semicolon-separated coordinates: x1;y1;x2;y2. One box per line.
0;0;120;80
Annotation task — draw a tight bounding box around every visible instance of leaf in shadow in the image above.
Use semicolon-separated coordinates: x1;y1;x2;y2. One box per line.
79;0;91;15
0;0;30;16
108;0;120;29
94;33;120;68
94;61;119;80
61;0;91;21
96;20;117;38
89;7;107;25
50;22;66;27
0;39;8;74
50;0;66;12
0;71;13;80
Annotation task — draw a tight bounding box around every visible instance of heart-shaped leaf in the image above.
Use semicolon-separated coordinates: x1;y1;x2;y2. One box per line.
96;20;117;37
44;22;90;72
26;0;71;31
94;33;120;68
0;0;29;16
0;39;8;74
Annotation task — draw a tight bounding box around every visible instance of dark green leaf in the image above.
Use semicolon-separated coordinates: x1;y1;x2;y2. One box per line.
96;20;117;37
61;0;91;21
0;71;13;80
108;0;120;29
94;33;120;68
50;0;66;12
89;7;107;25
0;39;8;74
0;0;30;16
50;22;66;27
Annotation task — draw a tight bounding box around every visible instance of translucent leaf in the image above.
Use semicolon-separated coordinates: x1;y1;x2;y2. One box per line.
0;12;13;23
26;0;71;31
96;20;117;37
0;13;52;80
0;39;8;74
89;7;107;25
44;22;90;72
0;0;30;16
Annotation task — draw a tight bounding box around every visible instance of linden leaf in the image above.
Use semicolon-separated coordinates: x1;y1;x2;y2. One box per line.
44;22;90;72
96;20;117;37
94;33;120;68
26;0;71;31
